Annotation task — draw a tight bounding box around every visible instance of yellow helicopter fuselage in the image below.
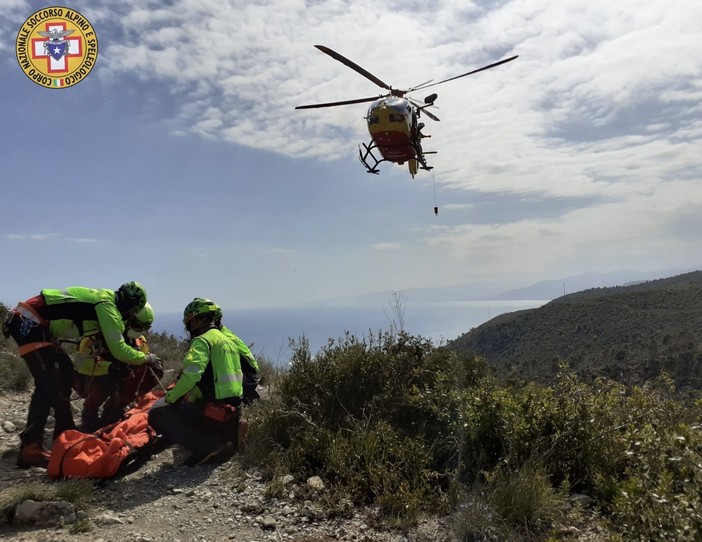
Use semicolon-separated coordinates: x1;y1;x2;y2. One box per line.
366;97;418;166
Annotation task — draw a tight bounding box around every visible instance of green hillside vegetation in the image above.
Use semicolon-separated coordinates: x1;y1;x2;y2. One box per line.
448;270;702;393
3;293;702;539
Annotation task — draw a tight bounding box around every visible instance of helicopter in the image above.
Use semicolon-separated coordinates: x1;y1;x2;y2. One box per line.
296;45;518;178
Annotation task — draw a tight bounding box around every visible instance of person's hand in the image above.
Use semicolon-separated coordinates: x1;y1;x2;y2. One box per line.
144;353;163;372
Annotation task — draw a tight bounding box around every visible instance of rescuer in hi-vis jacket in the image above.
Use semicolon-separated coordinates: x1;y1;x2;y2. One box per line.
73;301;163;432
148;298;259;467
1;282;160;468
213;304;261;405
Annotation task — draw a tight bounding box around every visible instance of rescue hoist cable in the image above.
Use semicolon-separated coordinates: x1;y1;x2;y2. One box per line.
433;173;438;215
431;152;439;215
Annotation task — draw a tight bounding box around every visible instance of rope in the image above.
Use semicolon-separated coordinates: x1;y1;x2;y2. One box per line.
148;365;169;393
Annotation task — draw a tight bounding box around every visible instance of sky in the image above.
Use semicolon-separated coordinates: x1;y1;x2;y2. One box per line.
1;0;701;316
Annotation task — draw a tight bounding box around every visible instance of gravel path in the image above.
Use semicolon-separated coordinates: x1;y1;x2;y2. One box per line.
0;391;449;542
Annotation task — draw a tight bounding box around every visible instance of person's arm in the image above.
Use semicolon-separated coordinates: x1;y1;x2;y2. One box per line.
166;337;210;403
95;302;147;365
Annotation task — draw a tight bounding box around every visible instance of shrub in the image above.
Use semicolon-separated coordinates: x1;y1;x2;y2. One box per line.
451;494;511;542
0;351;31;392
253;330;472;522
0;303;31;391
70;518;93;533
454;368;694;496
144;330;189;373
237;391;296;474
608;423;702;541
451;461;566;541
280;331;478;443
499;372;630;489
322;420;434;516
485;461;566;533
248;328;702;538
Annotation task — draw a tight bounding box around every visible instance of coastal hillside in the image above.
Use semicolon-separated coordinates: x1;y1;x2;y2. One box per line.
447;270;702;391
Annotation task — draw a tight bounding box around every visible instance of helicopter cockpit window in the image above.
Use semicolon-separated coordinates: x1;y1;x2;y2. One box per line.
388;113;404;123
368;115;380;124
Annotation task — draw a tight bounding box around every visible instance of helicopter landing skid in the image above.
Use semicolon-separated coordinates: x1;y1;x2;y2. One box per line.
359;140;435;175
358;142;384;175
411;143;434;172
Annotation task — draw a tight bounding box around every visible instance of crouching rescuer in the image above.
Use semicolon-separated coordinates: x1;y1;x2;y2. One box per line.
148;298;252;467
1;281;151;468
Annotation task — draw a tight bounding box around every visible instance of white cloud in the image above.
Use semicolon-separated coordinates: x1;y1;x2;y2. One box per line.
4;0;701;310
0;1;32;53
87;0;700;203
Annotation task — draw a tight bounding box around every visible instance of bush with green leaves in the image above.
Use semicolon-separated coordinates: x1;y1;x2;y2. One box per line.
607;421;702;541
495;371;631;489
455;368;696;492
246;327;702;537
247;330;482;521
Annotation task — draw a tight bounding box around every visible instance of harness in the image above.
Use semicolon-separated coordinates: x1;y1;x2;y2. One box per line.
9;300;55;356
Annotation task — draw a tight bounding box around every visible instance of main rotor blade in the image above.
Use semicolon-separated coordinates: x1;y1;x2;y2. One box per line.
409;99;441;122
315;45;393;92
419;107;441;122
295;95;382;109
410;55;519;92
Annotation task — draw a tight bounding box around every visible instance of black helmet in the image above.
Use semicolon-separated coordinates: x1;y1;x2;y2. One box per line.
116;281;147;315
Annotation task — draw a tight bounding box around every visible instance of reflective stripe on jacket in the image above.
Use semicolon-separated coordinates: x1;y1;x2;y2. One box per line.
167;327;243;403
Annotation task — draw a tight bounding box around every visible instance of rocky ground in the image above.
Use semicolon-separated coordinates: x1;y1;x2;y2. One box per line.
0;391;452;542
0;389;613;542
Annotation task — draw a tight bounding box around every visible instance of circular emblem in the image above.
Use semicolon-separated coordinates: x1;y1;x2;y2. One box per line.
15;6;98;89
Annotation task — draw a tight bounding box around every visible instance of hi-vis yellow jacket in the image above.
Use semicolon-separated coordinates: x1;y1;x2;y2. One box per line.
40;287;147;366
74;335;149;377
166;327;243;404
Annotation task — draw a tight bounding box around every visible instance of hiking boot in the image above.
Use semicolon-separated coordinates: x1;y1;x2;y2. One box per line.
184;442;234;467
17;442;50;469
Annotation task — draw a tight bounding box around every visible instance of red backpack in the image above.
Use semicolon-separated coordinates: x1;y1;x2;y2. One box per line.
48;391;161;479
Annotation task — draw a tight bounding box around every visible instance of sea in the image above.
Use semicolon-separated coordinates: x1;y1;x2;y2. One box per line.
152;299;549;364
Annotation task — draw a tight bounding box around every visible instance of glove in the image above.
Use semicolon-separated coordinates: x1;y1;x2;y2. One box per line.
144;353;163;372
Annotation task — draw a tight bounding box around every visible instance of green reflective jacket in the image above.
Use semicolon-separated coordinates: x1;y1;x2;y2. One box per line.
40;287;146;366
167;327;243;403
220;325;260;375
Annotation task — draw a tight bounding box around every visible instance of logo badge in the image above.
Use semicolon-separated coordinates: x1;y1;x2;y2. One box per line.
16;6;98;89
